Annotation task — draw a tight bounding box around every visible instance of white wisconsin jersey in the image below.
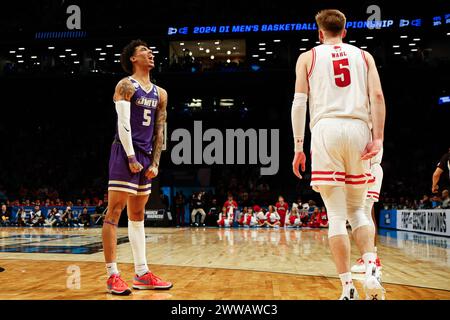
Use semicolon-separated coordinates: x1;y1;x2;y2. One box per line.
308;43;370;129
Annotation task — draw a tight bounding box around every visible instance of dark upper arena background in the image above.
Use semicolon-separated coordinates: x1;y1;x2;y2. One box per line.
0;0;449;210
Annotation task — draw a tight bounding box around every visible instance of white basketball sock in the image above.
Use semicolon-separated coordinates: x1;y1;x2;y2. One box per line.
128;220;150;276
106;262;119;276
339;272;354;288
362;252;377;277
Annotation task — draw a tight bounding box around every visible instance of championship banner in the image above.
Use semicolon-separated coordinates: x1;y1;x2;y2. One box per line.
396;209;449;236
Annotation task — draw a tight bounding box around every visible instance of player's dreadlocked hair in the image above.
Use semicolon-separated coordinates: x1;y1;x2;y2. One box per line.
120;39;148;74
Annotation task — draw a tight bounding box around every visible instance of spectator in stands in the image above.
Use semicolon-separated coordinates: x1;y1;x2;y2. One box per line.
275;196;289;227
254;205;267;227
174;192;186;226
30;205;44;226
319;207;329;228
54;208;63;226
418;195;432;209
16;208;27;226
190;192;206;227
300;203;310;225
265;205;281;228
431;194;442;208
441;190;449;209
91;200;105;226
224;194;238;224
217;206;234;227
0;204;11;226
44;207;59;227
78;207;90;227
206;198;219;226
246;207;258;227
307;207;321;228
238;207;248;226
287;206;302;227
240;191;252;208
61;206;78;227
308;200;318;218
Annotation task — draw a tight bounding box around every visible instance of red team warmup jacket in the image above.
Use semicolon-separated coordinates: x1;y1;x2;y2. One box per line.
275;202;289;226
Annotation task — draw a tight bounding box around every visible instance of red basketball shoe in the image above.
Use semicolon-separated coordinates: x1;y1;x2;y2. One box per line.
106;274;132;295
132;272;173;290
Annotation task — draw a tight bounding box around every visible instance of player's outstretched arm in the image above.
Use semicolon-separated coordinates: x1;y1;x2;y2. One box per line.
361;51;385;160
114;78;143;173
291;52;310;179
146;87;168;179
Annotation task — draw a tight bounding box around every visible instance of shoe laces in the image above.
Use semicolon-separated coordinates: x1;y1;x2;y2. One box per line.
149;273;163;283
139;272;162;283
111;274;127;286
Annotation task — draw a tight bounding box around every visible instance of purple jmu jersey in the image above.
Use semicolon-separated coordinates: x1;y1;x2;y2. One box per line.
115;77;158;154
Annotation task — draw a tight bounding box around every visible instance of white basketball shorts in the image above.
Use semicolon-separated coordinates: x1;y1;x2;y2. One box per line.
310;118;375;192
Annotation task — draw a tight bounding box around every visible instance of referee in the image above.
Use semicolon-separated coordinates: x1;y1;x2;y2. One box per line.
432;148;450;193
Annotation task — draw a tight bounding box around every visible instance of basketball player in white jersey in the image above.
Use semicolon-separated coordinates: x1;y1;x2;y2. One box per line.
291;9;386;300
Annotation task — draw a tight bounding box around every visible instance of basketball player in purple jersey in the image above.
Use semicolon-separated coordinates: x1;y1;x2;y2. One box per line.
102;40;172;295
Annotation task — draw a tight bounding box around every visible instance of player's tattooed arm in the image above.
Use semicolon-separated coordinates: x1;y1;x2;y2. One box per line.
114;78;135;101
114;78;142;173
151;88;167;168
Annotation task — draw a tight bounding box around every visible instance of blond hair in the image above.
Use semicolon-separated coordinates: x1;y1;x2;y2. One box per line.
315;9;346;36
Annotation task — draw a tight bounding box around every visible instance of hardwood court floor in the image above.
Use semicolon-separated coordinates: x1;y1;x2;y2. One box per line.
0;227;449;300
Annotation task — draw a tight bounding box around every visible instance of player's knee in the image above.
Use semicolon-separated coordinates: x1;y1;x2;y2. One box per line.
364;201;375;226
348;212;370;231
128;210;144;221
107;204;125;219
327;214;348;238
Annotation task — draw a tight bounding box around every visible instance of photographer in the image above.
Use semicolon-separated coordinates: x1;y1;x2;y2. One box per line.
30;205;44;227
78;207;91;227
0;204;11;227
61;206;79;227
44;207;59;227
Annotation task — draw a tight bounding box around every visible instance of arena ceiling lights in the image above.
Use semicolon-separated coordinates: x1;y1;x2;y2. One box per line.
170;39;245;60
